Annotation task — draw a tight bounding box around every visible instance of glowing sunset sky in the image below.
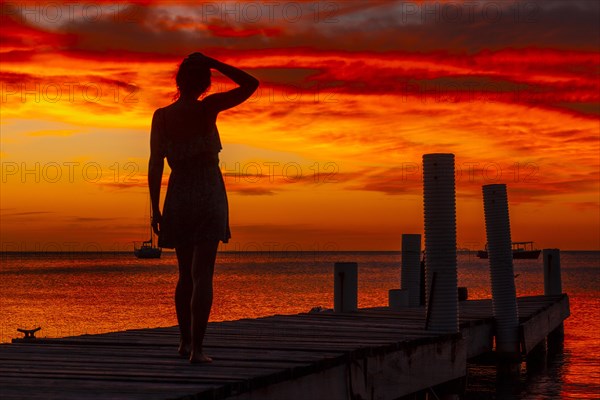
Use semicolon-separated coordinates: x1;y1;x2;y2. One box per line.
1;0;599;251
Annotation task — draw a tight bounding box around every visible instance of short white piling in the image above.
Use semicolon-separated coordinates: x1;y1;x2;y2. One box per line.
543;249;562;295
388;289;409;309
482;184;519;355
334;262;358;312
401;234;422;307
423;153;458;333
543;248;564;352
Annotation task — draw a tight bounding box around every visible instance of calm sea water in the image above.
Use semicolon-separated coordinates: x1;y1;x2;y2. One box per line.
1;251;598;398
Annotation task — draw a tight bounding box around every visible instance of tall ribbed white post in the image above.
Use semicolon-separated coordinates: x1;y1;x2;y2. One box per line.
401;234;422;307
482;184;519;354
423;153;458;333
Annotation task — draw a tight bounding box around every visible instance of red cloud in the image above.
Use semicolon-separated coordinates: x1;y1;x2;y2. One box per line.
207;24;282;38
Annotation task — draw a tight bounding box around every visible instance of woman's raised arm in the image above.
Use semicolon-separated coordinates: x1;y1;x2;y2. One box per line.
197;54;259;113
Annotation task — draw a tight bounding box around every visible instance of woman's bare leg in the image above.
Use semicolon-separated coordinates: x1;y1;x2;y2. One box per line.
175;245;194;356
189;239;219;363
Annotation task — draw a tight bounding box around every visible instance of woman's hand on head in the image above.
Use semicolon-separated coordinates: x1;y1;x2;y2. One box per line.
188;52;216;67
188;52;204;60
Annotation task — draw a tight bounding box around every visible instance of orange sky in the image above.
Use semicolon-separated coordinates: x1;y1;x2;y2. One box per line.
1;0;599;251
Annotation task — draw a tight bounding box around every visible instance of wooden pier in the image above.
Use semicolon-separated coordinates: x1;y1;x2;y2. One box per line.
0;294;569;400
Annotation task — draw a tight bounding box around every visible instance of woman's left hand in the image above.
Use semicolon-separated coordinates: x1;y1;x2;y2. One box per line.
188;52;216;67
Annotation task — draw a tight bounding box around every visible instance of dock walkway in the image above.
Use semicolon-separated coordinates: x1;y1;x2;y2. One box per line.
0;294;569;400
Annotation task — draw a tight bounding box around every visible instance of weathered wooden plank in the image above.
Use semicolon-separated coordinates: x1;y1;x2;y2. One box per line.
26;333;394;347
110;326;434;341
0;353;312;371
2;343;342;364
64;325;430;343
0;295;569;400
0;362;282;380
218;316;430;330
520;294;570;354
13;337;368;353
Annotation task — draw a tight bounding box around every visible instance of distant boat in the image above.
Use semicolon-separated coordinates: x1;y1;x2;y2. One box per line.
134;201;161;259
477;241;541;259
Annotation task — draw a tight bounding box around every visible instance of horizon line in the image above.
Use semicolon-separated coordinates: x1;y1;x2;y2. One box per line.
1;249;599;254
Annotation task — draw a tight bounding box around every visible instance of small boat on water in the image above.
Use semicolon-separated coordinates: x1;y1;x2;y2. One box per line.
134;238;162;259
477;241;541;259
133;202;162;259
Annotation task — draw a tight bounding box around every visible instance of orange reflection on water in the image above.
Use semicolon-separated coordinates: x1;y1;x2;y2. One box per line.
1;251;598;398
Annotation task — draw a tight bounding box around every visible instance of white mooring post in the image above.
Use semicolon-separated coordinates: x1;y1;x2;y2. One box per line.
423;153;459;333
543;249;562;295
543;248;564;353
482;184;520;359
401;234;422;308
334;262;358;312
388;289;409;309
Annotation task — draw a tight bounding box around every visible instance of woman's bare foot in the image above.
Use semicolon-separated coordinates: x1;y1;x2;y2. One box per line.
178;341;191;357
189;351;213;364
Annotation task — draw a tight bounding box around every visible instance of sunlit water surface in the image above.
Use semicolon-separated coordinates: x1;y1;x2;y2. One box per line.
1;251;598;398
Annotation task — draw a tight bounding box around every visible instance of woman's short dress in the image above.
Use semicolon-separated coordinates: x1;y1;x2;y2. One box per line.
152;106;231;249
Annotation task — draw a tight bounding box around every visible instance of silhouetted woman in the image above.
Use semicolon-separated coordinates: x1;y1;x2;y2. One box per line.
148;53;258;363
